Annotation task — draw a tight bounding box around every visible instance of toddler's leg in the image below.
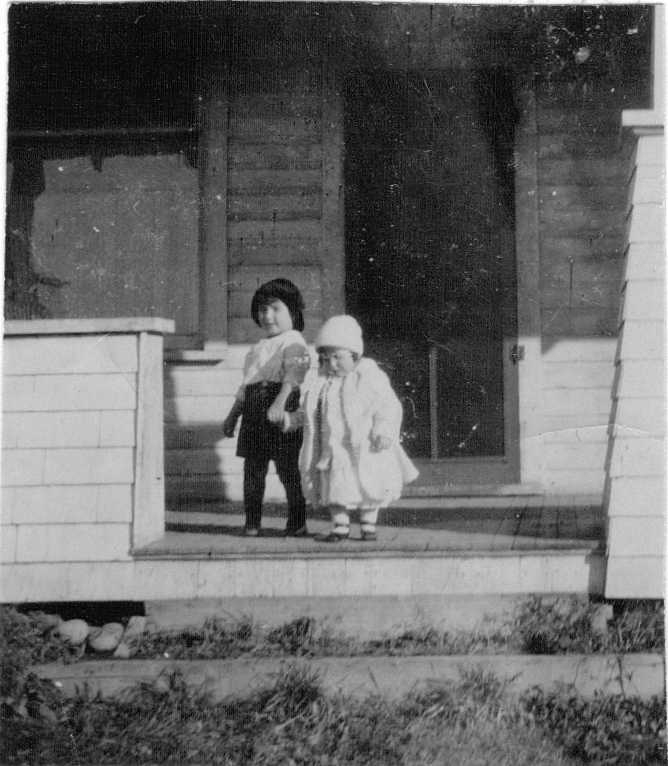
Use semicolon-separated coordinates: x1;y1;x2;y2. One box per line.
360;507;379;541
329;505;350;539
275;452;307;535
243;456;269;533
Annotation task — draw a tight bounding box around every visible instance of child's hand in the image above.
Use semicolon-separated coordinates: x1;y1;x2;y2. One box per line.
371;434;392;452
267;401;285;424
222;415;238;438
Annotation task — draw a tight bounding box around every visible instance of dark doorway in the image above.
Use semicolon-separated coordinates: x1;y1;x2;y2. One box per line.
344;70;519;481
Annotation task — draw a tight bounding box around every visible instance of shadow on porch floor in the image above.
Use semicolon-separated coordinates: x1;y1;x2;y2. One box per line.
136;497;605;557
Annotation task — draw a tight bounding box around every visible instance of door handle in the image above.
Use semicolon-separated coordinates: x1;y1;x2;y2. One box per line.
510;344;525;364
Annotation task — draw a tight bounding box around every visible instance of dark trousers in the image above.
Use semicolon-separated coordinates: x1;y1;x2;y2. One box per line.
243;453;306;531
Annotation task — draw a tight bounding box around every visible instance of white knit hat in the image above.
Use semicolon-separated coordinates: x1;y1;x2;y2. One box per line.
315;315;364;356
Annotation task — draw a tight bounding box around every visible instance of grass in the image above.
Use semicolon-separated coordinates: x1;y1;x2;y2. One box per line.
2;603;665;765
130;597;665;660
1;664;664;765
2;597;663;669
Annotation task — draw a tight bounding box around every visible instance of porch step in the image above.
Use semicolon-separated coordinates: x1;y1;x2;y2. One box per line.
131;500;605;602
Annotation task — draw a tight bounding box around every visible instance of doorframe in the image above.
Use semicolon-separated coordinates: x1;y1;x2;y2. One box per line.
513;84;544;488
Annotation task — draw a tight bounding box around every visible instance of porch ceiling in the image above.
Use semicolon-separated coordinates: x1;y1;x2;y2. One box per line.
8;3;651;134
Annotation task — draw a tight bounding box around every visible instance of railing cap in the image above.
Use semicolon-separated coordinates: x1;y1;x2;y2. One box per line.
3;317;175;336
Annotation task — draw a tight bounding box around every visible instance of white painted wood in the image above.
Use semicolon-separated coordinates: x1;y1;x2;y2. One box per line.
622;279;665;320
625;242;665;278
616;320;665;360
3;318;174;336
2;485;132;525
542;361;614;390
609;436;666;478
42;447;134;485
613;398;666;436
165;369;242;398
2;334;139;375
3;374;137;412
543;470;606;494
541;426;609;444
0;550;606;603
2;450;46;486
514;89;544;487
608;516;665;557
542;388;612;416
15;523;130;563
606;476;666;516
1;411;134;448
541;338;617;363
164;395;237;424
1;526;17;564
99;411;136;446
628;204;665;244
2;412;97;448
634;133;665;166
604;557;665;599
617;360;666;398
132;332;167;549
543;442;607;471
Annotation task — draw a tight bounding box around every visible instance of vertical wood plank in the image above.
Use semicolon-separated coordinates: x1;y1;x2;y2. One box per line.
201;69;230;346
514;86;544;486
321;64;345;319
132;331;166;549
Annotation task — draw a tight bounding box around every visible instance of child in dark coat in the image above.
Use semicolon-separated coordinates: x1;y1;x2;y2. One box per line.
223;278;311;536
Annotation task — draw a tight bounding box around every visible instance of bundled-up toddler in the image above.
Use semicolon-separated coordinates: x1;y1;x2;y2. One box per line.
284;314;418;541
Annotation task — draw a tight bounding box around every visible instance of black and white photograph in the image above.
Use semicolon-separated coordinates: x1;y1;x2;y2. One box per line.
1;2;665;764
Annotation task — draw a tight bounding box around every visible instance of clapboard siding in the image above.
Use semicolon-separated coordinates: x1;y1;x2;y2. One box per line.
224;67;335;345
605;128;665;599
2;321;171;575
536;94;633;497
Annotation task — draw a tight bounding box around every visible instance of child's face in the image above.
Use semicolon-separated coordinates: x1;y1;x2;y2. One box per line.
318;346;357;377
258;299;293;336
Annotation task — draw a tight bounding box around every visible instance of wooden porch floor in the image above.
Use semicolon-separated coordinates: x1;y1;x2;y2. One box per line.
138;496;605;557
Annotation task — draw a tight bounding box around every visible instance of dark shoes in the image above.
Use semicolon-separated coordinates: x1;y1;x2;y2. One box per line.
243;527;260;537
361;530;377;541
285;525;309;538
316;531;350;543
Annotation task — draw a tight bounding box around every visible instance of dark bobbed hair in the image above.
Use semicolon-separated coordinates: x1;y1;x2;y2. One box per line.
251;278;305;332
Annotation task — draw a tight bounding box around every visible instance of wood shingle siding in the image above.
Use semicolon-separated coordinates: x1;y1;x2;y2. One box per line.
224;66;336;345
604;129;665;599
1;320;172;584
534;91;634;495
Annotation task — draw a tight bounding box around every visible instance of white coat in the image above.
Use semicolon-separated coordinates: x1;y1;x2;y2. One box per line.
285;357;418;507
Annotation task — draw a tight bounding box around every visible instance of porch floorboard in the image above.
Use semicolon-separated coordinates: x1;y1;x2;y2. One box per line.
136;499;604;558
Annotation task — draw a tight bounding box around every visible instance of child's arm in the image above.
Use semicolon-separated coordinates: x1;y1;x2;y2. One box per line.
267;381;294;424
267;340;312;424
222;397;243;437
369;370;403;451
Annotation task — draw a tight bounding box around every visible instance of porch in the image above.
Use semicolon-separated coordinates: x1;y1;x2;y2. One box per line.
132;495;606;603
149;495;604;558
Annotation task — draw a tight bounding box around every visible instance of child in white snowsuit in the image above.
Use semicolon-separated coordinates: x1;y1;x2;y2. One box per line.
284;315;418;541
223;278;311;537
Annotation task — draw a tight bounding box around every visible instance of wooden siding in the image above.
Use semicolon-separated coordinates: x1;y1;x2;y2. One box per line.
535;91;635;496
225;67;343;344
605;131;665;599
1;321;171;600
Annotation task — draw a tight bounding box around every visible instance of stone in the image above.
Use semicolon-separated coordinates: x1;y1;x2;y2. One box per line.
112;642;133;659
88;624;123;653
122;615;148;641
590;603;614;637
55;619;89;646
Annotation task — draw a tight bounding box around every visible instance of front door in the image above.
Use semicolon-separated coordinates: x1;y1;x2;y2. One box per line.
344;71;519;486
